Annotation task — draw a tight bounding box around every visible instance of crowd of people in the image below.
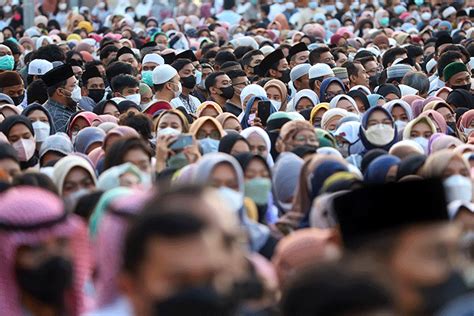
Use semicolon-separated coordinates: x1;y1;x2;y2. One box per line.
2;0;474;315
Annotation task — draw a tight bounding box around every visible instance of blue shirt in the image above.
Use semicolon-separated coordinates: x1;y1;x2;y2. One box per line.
44;99;76;133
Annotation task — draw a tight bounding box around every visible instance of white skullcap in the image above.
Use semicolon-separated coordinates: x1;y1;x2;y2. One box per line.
442;6;456;19
309;63;334;79
290;63;311;82
152;64;178;85
28;59;53;75
399;84;419;97
260;45;275;56
240;84;267;106
142;53;165;66
426;58;437;73
349;85;371;95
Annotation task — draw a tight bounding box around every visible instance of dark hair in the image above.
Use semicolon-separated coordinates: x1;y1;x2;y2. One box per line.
12;172;58;195
0;142;18;162
358;56;377;69
106;61;133;84
100;45;119;62
223;0;235;10
406;45;423;61
66;51;84;65
215;51;237;67
111;74;139;93
201;43;218;57
205;71;226;92
47;79;68;97
123;210;206;274
343;61;360;82
85;60;104;69
118;112;153;140
438;51;463;79
203;50;218;61
260;4;270;15
227;70;247;80
171;58;193;72
382;47;407;68
234;46;253;60
74;190;104;221
331;48;347;62
402;72;430;96
31;44;66;63
241;50;263;68
27;79;48;104
104;137;152;171
309;46;330;65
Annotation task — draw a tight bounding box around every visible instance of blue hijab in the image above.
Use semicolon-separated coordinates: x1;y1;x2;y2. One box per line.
359;107;398;152
367;94;385;108
240;95;275;129
319;77;346;103
364;154;401;184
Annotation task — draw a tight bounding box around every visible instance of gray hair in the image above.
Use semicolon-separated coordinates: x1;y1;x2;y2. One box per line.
402;71;430;96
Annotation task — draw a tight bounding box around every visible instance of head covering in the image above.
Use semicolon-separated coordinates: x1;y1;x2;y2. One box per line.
240;126;274;167
0;71;22;88
42;64;74;87
22;103;55;134
321;108;351;131
189;116;226;139
396;154;426;180
383;100;414;121
447;90;474;110
258;49;285;77
39;133;74;160
443;62;468;82
309;63;334;80
319;77;346;103
240;84;268;106
196;101;223;117
288;89;319;112
74;127;106;154
287;42;308;61
329;95;359;113
364;154;401;184
334;121;361;145
290;64;311;82
387;64;413;81
152;64;178;85
310;103;329;126
430;134;463;153
218;133;249;154
67;112;101;136
367;94;385;108
264;79;288;103
0;187;89;316
28;59;53;76
421;149;469;178
53;156;97;196
376;84;401;99
0;115;34;139
240;96;276;129
272;152;303;213
142;53;165;66
402;116;437;140
359;107;397;152
419;110;448;134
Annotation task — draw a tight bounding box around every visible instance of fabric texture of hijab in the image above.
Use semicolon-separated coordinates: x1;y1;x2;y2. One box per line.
430;135;463;152
402;116;437;140
321;108;351;131
74;127;106;154
376;84;401;99
396;154;426;180
359;107;398;152
240;84;268;107
264;79;288;104
287;89;319;112
383;100;414;121
196;101;224;117
364;154;401;184
367;94;385;108
272;152;304;213
189;116;226;139
240;95;275;129
53;155;97;196
310;103;329;126
216;112;240;130
447;89;474;110
218;133;249;154
329;95;359;114
458;109;474;131
193;152;270;252
422;149;469;178
0;115;38;169
319;77;346;103
347;90;370;111
21;103;56;134
419;110;448;134
96;162;144;191
156;109;190;133
241;126;274;167
67;112;101;136
93;100;118;116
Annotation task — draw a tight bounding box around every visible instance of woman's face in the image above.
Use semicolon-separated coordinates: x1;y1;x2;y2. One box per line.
63;167;95;197
391;105;409;122
104;103;120;118
266;87;282;101
158;113;183;132
326;115;343;131
410;121;433;139
27;110;49;124
230;140;250;156
8;123;33;143
200;106;219;118
443;157;470;179
71;117;91;135
247;132;268;158
367;110;391;127
325;83;345;101
196;121;220;140
437;107;455;123
296;97;314;112
210;163;239;191
313;108;327;127
385;93;399;102
244;158;270;180
292;129;318;148
336;99;356;113
223;118;242;133
123;148;151;173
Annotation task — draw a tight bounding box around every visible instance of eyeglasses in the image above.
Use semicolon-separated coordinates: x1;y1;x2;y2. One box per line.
196;130;221;140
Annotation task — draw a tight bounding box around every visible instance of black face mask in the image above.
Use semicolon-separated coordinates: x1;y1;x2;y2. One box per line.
220;86;235;100
447;121;457;134
452;84;471;91
16;256;73;306
279;69;291;83
88;89;105;103
153;285;238;316
181;75;196;89
11;94;24;106
369;73;381;89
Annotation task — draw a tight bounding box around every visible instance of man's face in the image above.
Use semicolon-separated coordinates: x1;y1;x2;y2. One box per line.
120;86;140;97
335;53;348;67
248;54;264;75
86;77;105;90
449;71;471;88
142;62;158;72
353;63;369;87
118;53;139;69
364;60;379;78
212;74;232;96
294;74;310;90
292;51;309;67
0;157;20;182
3;83;23;98
320;51;336;67
232;76;250;97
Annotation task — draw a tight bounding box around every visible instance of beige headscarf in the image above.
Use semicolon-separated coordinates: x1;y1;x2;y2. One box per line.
421;149;469;178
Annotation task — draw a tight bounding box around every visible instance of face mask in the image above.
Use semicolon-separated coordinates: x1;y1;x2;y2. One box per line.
125;93;141;105
415;0;424;5
153;284;238;315
421;12;432;20
346;25;355;33
324;4;336;12
443;175;473;203
279;69;291;83
244;177;271;205
71;131;78;145
167;152;189;169
418;272;469;315
364;124;394;146
248;113;256;125
412;136;429;154
338;143;349;157
181;75;197;89
64;188;91;211
157;127;181;137
126;12;135;19
141;70;154;87
32;121;50;143
0;55;14;71
195;71;202;85
11;94;24;106
393;4;405;15
70;85;82;103
217;186;244;214
88;89;105;103
58;3;67;10
12;138;36;161
140;172;153;189
219;86;234;99
308;2;318;9
379;17;389;27
199;137;219;154
464;127;474;137
16;256;73;306
452;84;471;91
172;82;182;98
369;74;380;88
270;99;281;111
394;120;407;131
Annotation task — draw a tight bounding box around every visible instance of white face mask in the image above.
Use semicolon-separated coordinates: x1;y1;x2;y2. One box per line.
346;25;355;33
32;121;50;142
125;93;141;105
173;82;182;98
394;120;407;131
270;99;282;111
421;12;432;21
71;85;82;103
58;3;67;11
465;127;474;137
157;127;181;137
412;136;429;154
12;138;36;161
71;131;79;145
217;186;244;214
4;5;11;13
195;70;202;85
364;124;394;146
444;175;473;203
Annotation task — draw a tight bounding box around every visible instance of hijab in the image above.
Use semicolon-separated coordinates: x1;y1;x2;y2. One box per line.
329;95;359;114
189;116;226;139
359;107;398;152
196;101;224;117
402;116;437;140
367;94;385;108
364;154;401;184
21;103;55;134
347;90;370;112
422;149;469;178
241;126;274;167
310;103;329;126
287;89;319;112
52;155;97;196
272;152;304;214
218;133;250;154
383;100;414;121
319;77;346;103
419;110;448;134
240;95;275;129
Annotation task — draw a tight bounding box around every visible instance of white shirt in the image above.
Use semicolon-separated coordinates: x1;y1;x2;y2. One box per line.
170;94;201;114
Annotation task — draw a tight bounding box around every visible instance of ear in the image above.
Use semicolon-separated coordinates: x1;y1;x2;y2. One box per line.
269;69;278;77
210;86;218;95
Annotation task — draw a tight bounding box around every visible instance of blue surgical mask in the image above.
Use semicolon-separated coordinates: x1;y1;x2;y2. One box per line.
199;138;219;154
141;70;154;87
380;17;390;27
195;70;202;85
414;0;424;5
309;1;318;9
244;178;271;206
0;55;14;70
324;4;336;12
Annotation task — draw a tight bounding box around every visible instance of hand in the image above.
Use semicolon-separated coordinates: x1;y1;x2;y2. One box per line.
183;139;201;164
155;134;177;163
251;116;264;128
